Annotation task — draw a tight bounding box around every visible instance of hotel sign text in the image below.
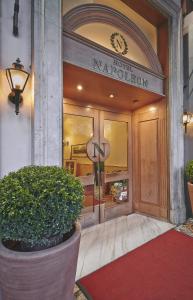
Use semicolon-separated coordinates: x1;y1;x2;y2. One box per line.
63;34;164;95
92;58;148;89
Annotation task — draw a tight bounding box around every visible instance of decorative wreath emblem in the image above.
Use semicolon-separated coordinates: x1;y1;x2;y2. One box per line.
110;32;128;56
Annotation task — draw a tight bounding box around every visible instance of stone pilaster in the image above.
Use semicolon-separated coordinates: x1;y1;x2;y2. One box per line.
32;0;63;166
150;0;186;224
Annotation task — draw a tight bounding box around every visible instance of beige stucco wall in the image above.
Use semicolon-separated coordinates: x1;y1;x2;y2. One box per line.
75;23;150;68
63;0;157;53
0;0;32;177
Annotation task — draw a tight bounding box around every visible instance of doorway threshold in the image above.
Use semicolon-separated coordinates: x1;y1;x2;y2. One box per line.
76;213;175;280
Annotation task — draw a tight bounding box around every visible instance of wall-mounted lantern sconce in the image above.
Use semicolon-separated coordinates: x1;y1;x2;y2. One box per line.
183;111;193;133
6;58;30;115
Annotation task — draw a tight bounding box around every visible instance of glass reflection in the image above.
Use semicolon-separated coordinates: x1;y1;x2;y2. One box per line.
104;119;128;207
104;119;128;172
63;114;94;210
104;180;128;206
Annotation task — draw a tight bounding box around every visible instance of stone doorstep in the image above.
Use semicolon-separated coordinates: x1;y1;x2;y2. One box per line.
175;218;193;237
74;284;87;300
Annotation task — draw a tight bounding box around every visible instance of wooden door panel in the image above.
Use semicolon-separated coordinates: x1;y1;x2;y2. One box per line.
139;119;159;205
133;101;168;220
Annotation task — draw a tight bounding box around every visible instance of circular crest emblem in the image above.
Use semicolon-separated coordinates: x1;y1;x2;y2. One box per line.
87;137;110;163
110;32;128;56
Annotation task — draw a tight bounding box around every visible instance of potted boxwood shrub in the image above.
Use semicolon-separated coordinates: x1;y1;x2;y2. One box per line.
185;160;193;214
0;166;83;300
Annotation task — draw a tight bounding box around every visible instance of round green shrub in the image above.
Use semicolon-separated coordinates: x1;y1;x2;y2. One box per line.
0;166;83;248
185;160;193;183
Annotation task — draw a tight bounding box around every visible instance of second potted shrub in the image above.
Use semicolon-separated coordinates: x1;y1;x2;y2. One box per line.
0;166;83;300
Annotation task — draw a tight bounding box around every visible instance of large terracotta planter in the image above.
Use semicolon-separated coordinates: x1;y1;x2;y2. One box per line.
0;222;81;300
187;182;193;214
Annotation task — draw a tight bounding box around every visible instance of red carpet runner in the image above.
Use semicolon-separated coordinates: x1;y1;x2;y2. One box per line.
77;230;193;300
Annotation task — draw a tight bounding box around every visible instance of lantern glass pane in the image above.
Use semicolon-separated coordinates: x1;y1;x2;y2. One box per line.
9;69;28;91
190;115;193;123
183;114;188;124
186;114;191;123
6;69;13;90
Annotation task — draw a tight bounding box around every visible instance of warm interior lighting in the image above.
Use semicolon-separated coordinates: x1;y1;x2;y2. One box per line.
77;84;83;91
86;105;92;111
183;111;193;133
149;106;156;112
8;70;27;91
109;94;115;99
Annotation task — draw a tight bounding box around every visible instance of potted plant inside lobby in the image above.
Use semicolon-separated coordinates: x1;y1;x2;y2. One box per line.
0;165;83;300
185;160;193;215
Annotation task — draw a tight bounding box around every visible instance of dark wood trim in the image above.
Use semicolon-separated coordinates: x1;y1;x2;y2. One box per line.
121;0;167;26
182;0;193;16
149;0;181;17
63;4;163;75
157;21;169;93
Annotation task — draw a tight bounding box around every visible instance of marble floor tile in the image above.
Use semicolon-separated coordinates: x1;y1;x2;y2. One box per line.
76;213;175;280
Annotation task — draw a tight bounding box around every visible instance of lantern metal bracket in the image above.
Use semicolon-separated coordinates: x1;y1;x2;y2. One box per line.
8;91;23;115
13;0;19;37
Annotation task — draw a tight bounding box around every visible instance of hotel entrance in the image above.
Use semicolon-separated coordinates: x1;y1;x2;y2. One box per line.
63;62;168;227
63;2;170;227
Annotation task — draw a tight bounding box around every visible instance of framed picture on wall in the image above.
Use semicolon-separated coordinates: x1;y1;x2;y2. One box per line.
63;159;77;176
71;144;87;158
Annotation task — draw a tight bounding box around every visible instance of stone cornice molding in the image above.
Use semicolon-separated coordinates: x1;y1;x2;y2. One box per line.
63;30;164;81
63;4;162;75
149;0;181;17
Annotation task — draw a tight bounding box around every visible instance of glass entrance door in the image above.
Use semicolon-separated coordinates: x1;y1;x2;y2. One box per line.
100;111;132;222
63;104;99;227
63;103;131;227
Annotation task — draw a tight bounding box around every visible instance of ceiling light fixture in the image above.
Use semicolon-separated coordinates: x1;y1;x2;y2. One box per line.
149;106;156;112
77;84;83;91
109;94;115;99
86;105;92;111
132;99;139;103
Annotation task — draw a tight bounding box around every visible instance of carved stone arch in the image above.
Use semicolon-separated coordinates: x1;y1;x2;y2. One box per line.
63;4;163;74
